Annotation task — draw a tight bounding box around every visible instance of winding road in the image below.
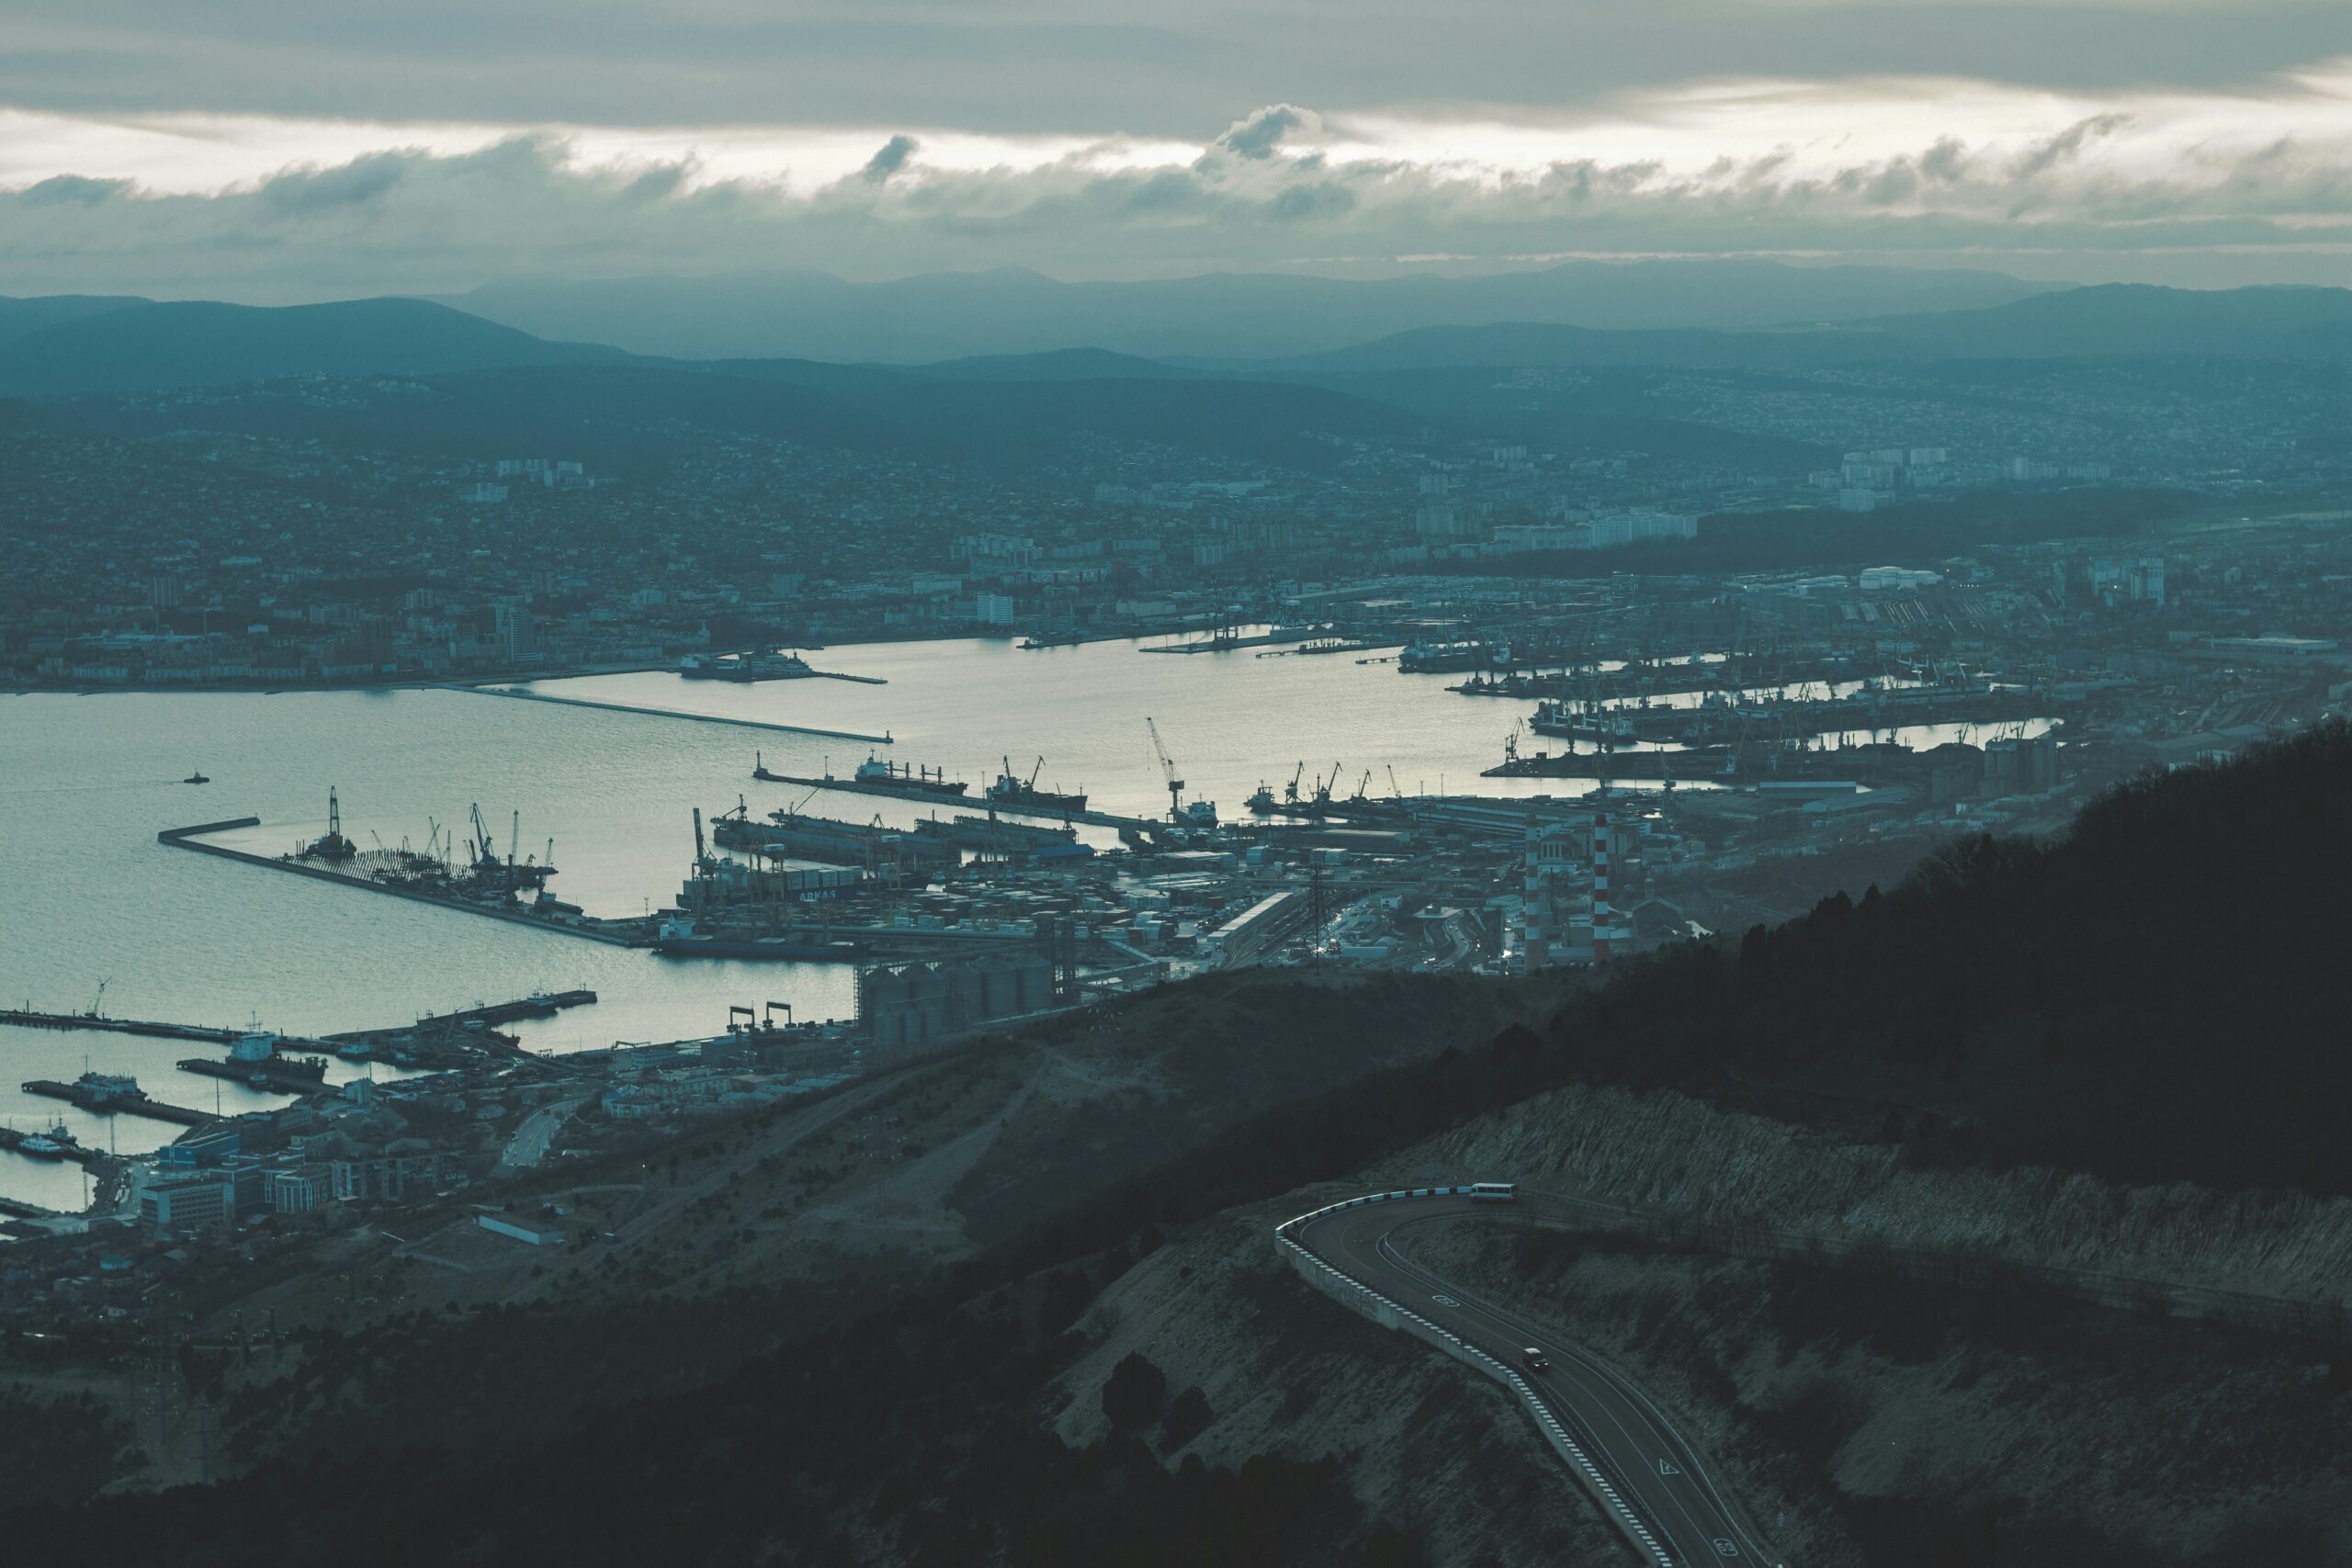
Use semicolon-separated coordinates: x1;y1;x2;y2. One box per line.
1282;1189;1783;1568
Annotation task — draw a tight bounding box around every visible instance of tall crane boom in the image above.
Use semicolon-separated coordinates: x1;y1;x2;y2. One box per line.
1146;716;1183;819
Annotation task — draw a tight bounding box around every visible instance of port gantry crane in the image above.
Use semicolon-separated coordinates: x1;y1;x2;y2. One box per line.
1146;716;1216;827
1146;716;1184;821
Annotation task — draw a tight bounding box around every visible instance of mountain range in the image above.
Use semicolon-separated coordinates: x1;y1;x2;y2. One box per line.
2;275;2346;408
433;259;2065;362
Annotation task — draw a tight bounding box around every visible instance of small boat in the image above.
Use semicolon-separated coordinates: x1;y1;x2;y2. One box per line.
184;771;210;784
17;1134;67;1159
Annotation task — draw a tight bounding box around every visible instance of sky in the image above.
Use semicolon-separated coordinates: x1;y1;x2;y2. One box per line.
3;1;2350;300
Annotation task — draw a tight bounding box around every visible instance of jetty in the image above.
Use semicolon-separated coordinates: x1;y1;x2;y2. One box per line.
21;1078;219;1127
0;1007;239;1043
457;684;892;744
158;818;647;946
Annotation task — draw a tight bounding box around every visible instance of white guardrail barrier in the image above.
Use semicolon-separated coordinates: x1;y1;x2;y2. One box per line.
1275;1189;1676;1568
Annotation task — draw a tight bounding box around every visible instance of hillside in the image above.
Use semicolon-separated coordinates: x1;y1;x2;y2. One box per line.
1250;283;2352;372
0;297;631;396
437;259;2062;362
0;293;151;347
6;730;2348;1564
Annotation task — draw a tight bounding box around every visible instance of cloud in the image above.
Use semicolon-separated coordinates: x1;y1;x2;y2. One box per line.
2014;112;2133;178
20;173;134;206
261;151;406;214
1212;104;1316;162
860;134;920;184
0;96;2348;301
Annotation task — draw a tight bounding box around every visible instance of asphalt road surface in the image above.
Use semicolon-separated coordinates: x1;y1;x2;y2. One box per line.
1288;1190;1781;1568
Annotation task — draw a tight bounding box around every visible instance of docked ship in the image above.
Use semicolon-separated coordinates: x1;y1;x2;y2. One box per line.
679;649;816;682
854;755;967;795
1530;699;1644;746
17;1123;75;1160
987;756;1088;816
1398;638;1510;675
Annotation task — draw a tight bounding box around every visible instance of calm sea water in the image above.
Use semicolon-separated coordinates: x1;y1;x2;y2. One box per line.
0;632;2043;1208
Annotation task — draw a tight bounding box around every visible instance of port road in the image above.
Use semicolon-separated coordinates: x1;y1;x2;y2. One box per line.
1287;1190;1781;1567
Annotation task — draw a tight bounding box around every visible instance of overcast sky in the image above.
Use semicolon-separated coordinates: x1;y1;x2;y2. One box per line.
3;0;2349;299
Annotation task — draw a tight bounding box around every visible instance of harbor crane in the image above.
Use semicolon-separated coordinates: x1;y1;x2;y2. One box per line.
1147;716;1217;827
1147;716;1184;820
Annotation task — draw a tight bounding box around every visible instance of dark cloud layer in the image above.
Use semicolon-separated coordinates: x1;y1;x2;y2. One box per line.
3;114;2346;299
5;2;2347;132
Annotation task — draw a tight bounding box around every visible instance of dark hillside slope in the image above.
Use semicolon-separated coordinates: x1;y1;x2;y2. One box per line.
1559;720;2352;1191
0;293;151;346
706;356;1419;470
0;298;629;395
1857;281;2352;359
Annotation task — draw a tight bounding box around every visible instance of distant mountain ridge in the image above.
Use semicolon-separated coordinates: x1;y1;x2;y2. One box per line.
1243;283;2352;372
0;294;153;348
0;297;629;397
434;259;2065;363
0;278;2339;420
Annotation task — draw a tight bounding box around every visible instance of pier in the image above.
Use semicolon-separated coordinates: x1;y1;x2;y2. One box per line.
0;1124;116;1170
158;818;647;946
458;683;893;744
0;1007;239;1043
177;1056;334;1095
21;1079;220;1126
749;762;1157;832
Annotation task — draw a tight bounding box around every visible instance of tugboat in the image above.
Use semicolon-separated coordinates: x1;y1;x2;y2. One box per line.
183;769;210;784
18;1122;74;1159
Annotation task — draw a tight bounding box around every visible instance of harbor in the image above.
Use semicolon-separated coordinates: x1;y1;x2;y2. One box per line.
0;616;2301;1216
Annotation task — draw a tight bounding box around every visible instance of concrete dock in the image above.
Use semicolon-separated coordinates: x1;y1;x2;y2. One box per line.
158;818;646;946
21;1080;219;1126
458;683;893;744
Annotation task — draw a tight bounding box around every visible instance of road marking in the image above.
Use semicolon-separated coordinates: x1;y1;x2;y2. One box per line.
1659;1459;1681;1475
1431;1293;1459;1306
1713;1539;1740;1556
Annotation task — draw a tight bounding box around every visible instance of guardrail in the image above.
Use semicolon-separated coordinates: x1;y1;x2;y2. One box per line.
1275;1190;1675;1568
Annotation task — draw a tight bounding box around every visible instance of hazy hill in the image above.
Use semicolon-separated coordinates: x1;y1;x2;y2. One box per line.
914;346;1198;380
1855;281;2352;359
436;258;2063;362
0;297;631;396
45;354;1414;478
0;293;151;347
1254;282;2352;372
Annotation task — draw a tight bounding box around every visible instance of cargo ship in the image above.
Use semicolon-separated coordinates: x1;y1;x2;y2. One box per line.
855;755;967;795
679;649;816;682
1398;638;1510;675
988;756;1088;815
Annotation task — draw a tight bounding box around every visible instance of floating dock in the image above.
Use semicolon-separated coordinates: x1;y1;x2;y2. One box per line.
177;1056;334;1096
458;684;892;744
